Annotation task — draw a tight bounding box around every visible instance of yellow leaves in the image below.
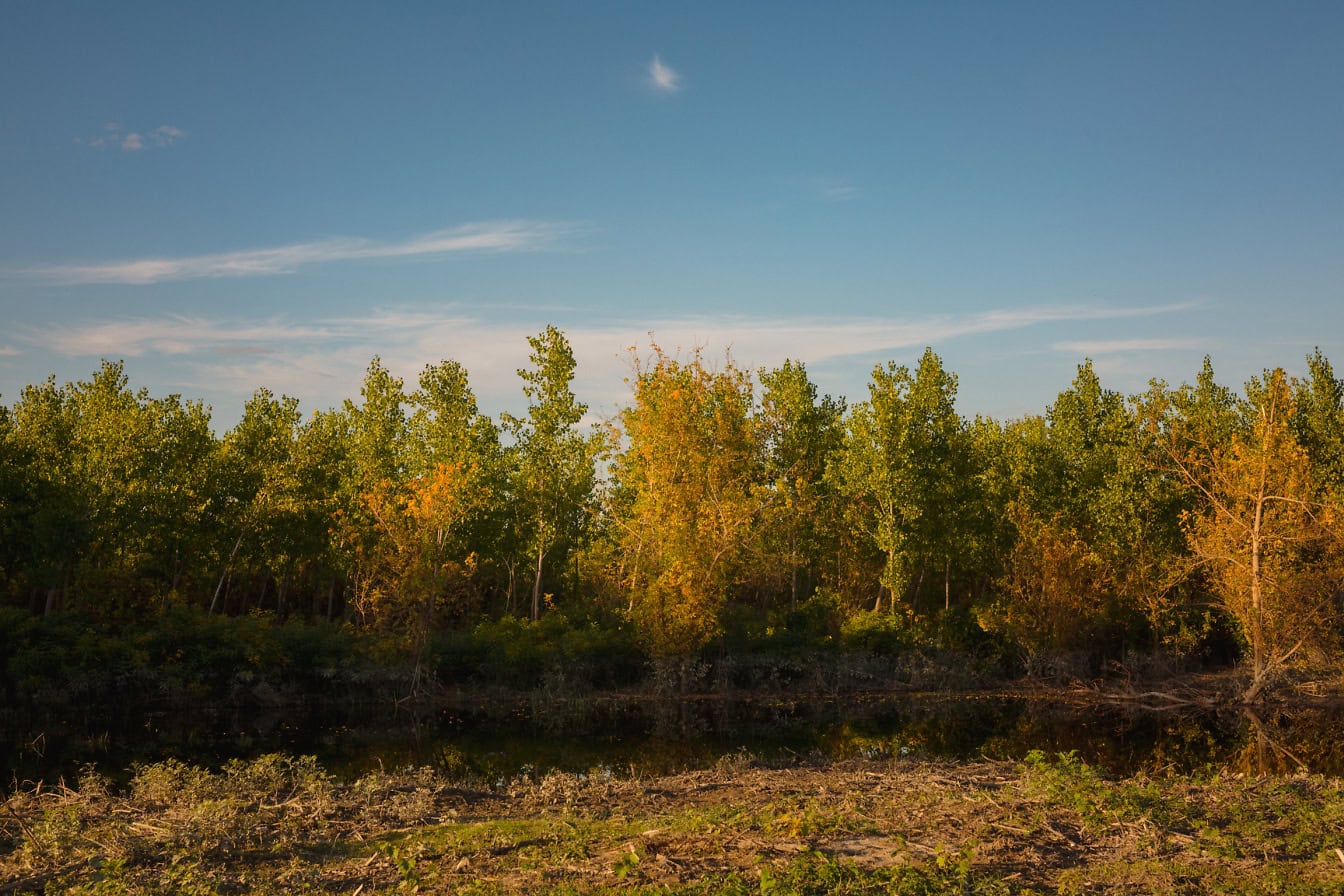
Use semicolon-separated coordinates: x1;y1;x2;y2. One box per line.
1177;367;1344;691
615;348;756;656
345;463;489;633
404;462;477;530
978;504;1110;655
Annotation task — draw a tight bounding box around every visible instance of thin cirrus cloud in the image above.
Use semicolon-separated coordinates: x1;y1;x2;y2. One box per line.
19;300;1201;421
29;301;1197;364
648;54;681;93
16;220;579;286
1053;337;1207;354
32;316;335;358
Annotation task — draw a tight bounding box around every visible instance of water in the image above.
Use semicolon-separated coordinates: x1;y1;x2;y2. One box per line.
5;692;1343;786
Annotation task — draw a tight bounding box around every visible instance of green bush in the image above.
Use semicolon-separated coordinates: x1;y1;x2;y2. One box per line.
840;608;915;656
431;612;646;690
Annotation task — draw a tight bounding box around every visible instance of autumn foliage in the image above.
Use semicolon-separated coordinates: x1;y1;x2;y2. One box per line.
4;334;1344;700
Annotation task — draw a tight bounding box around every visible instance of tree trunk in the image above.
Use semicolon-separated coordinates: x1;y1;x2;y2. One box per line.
211;531;246;614
531;547;544;622
944;556;951;612
1245;441;1269;702
789;529;799;612
910;560;926;615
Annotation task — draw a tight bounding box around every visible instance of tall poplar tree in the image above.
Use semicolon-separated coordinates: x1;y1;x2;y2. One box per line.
408;358;501;610
831;348;966;613
502;326;598;620
755;360;844;609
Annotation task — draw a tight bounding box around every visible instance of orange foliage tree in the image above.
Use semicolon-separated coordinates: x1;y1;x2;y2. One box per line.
1171;369;1344;701
345;461;485;681
610;347;758;660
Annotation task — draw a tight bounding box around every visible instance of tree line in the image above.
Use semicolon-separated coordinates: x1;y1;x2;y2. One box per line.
2;327;1342;699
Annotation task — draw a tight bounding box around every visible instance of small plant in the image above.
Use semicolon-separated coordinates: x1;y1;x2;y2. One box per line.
378;841;425;890
613;844;641;878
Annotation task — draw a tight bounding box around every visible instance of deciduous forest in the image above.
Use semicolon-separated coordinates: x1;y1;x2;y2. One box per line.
3;327;1343;704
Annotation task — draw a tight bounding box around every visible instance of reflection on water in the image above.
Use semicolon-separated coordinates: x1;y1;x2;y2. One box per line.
5;693;1344;785
1231;706;1344;776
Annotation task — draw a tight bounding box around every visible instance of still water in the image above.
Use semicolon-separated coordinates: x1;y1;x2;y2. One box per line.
5;692;1342;785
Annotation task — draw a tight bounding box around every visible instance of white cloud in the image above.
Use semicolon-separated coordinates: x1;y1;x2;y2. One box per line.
153;125;186;145
1054;337;1206;354
17;301;1199;424
86;123;186;151
648;54;681;93
32;316;333;358
0;346;20;357
15;220;579;285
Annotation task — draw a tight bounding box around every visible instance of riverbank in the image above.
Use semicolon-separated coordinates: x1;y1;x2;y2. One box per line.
5;752;1344;894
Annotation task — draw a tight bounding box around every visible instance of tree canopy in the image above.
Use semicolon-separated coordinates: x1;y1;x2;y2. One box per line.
4;335;1343;701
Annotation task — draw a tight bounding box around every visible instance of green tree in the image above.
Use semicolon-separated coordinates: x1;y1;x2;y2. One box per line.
338;359;411;627
408;357;502;611
0;399;31;606
213;389;305;614
502;326;599;620
1290;348;1344;493
831;348;968;614
294;408;355;619
7;376;83;616
11;362;218;619
754;360;844;610
345;357;408;486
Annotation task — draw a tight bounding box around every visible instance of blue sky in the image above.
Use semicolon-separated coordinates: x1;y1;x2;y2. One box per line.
2;2;1342;427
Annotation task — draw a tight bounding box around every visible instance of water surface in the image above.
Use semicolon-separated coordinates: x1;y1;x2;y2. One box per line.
5;692;1341;785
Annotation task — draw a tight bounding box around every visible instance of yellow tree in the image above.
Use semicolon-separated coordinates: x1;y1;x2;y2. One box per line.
611;347;758;662
347;461;484;687
1168;368;1343;701
976;503;1111;671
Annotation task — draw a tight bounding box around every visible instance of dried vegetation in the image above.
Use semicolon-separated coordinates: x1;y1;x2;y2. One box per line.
4;752;1344;894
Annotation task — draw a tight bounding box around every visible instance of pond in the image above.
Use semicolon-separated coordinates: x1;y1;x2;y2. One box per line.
5;691;1343;786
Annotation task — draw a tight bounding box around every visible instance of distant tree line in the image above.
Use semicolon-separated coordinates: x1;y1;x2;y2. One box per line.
2;327;1342;700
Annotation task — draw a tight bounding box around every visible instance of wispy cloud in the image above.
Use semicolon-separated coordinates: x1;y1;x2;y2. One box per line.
648;54;681;93
16;300;1200;422
1054;337;1206;354
31;316;334;358
85;123;186;151
814;178;857;202
16;220;580;285
591;302;1200;374
0;346;20;357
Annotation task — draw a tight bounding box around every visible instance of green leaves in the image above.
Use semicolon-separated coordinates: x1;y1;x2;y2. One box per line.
831;348;972;614
502;326;600;621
